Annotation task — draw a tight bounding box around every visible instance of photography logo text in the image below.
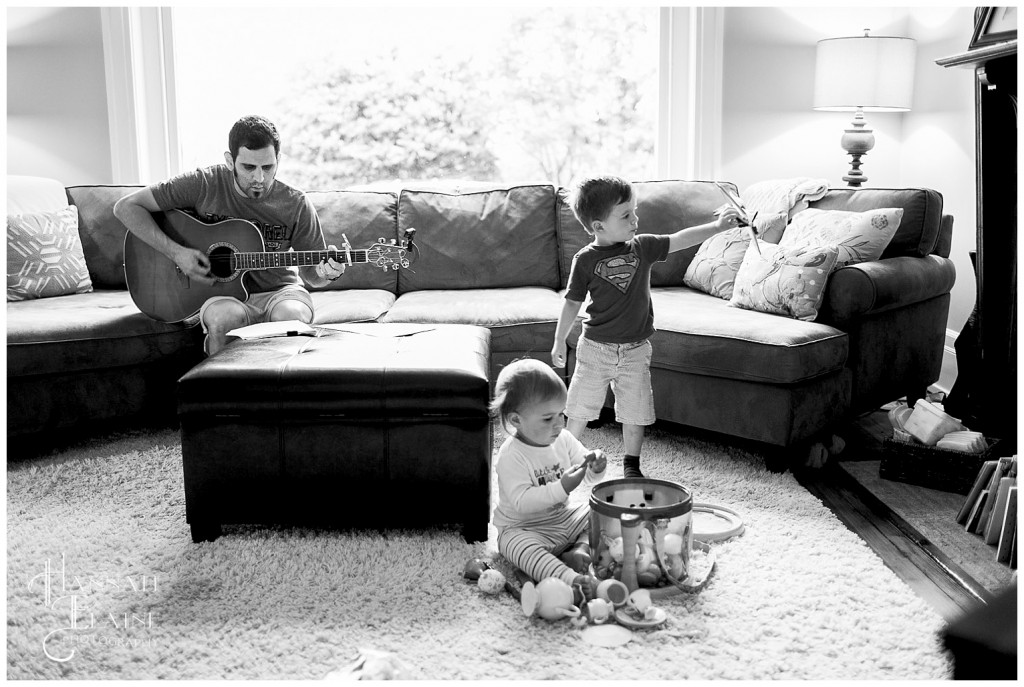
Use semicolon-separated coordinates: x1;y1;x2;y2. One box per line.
27;553;158;662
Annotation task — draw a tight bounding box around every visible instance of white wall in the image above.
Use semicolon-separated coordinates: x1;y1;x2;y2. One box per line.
7;7;113;185
720;6;978;393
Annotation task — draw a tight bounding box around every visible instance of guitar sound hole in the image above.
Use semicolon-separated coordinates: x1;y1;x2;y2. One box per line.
208;246;236;279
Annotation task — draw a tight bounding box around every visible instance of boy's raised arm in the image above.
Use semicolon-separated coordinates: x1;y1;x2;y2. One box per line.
666;205;741;254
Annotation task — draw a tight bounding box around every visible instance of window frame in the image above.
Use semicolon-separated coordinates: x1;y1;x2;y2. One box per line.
101;6;723;185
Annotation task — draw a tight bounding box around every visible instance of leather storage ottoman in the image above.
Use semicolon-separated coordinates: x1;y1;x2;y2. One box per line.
177;323;492;543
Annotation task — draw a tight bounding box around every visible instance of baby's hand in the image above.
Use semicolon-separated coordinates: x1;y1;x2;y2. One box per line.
586;449;607;475
559;461;588;493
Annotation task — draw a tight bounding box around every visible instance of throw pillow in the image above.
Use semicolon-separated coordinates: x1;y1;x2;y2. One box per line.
7;206;93;301
780;207;904;269
730;241;839;321
683;212;787;299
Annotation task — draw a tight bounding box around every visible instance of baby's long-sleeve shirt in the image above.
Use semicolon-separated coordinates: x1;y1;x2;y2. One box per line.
491;430;604;530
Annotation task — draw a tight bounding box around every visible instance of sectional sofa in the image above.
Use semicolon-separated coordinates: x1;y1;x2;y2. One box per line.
6;175;955;460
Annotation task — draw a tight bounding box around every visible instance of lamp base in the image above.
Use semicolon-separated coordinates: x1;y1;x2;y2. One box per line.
842;155;868;187
840;108;875;188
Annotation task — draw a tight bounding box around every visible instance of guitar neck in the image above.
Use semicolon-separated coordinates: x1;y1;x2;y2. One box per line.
234;249;375;270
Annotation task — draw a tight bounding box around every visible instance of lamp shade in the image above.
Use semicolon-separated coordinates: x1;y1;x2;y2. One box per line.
813;34;916;112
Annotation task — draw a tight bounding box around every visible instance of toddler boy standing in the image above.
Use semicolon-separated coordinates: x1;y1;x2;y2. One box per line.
551;176;740;478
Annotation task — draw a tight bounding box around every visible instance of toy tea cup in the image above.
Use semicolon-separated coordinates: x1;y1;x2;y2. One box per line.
520;578;581;621
583;598;612;624
627;588;652;615
596;578;629;607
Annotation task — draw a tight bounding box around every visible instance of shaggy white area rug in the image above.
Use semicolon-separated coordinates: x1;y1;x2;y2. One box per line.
6;423;952;680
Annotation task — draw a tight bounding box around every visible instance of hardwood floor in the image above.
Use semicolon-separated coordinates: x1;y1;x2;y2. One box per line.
797;406;1016;624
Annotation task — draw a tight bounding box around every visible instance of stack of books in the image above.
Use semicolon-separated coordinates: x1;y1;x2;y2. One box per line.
955;456;1018;568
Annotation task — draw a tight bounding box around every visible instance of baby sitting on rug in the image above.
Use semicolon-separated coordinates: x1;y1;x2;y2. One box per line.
489;358;608;601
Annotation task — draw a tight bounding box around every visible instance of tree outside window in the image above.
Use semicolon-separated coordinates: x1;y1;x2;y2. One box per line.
173;7;656;189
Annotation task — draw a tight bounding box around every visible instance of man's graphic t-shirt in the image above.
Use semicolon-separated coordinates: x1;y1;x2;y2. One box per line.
151;165;326;294
565;234;671;344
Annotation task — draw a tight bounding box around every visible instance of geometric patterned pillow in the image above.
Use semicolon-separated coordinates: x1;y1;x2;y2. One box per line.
682;212;788;300
7;206;93;301
729;241;839;321
780;207;904;270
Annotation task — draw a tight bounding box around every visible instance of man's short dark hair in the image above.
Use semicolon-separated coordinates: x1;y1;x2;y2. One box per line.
228;115;281;159
570;176;633;234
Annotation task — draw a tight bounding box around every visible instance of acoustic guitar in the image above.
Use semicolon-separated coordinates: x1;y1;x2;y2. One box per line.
123;209;414;323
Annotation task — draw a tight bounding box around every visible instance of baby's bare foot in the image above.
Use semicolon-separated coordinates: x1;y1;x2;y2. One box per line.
572;574;599;602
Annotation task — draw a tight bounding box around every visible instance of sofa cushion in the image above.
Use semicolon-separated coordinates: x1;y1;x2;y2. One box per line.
396;185;560;293
381;286;564;354
557;180;745;291
634;180;733;287
307;189;401;293
651;287;848;384
682;213;788;300
556;187;592;289
808;187;943;258
67;185;142;288
6;291;200;377
782;207;903;269
7;206;94;301
730;242;839;321
310;289;396;324
8;175;69;216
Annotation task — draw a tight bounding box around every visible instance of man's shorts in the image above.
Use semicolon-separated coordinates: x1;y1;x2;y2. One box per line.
199;284;314;334
565;336;656;426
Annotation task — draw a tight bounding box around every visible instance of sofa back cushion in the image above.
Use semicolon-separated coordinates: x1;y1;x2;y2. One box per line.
808;187;944;258
307;190;401;293
396;184;560;293
66;185;142;289
556;179;728;289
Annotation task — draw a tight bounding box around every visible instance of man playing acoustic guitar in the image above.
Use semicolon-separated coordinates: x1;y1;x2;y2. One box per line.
114;115;345;355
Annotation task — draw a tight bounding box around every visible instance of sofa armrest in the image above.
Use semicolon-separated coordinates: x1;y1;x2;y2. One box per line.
820;255;956;323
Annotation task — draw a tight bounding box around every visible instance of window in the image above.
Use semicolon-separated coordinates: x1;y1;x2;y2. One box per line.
172;7;658;189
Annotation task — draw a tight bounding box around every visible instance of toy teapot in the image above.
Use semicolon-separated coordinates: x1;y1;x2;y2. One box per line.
520;578;580;621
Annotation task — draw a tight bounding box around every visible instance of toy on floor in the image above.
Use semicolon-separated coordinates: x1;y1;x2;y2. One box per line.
520;577;581;621
324;648;406;680
477;569;507;595
462;556;524;601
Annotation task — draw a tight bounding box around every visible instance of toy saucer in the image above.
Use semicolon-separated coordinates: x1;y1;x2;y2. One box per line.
692;502;744;543
580;624;633;647
520;581;538;617
613;606;667;630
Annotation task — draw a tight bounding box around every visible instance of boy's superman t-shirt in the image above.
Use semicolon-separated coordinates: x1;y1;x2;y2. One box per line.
565;234;671;344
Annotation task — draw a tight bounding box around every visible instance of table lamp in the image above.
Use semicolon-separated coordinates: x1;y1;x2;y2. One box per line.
813;30;917;187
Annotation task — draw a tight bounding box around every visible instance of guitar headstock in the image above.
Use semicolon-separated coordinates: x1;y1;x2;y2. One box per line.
368;231;415;271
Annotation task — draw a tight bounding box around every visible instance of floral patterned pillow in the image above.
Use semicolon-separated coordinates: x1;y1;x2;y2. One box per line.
683;212;788;299
7;206;93;301
780;207;904;269
730;241;839;321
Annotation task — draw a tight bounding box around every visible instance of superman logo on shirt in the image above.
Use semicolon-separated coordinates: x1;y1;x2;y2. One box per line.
594;253;639;294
